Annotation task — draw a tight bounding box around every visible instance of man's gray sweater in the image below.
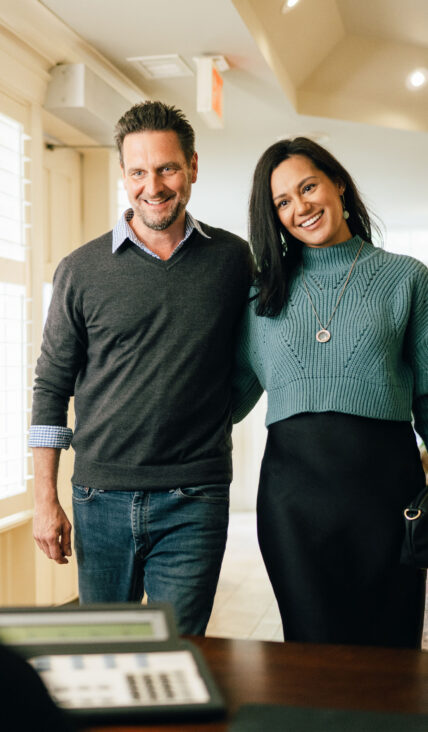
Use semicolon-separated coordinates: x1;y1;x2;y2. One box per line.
31;224;253;490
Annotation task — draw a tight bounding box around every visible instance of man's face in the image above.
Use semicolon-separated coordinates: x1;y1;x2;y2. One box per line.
121;130;197;234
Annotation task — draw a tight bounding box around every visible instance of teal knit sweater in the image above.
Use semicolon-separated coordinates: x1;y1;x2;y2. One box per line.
232;236;428;446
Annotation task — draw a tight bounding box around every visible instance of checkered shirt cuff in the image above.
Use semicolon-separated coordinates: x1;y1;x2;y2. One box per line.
28;425;73;449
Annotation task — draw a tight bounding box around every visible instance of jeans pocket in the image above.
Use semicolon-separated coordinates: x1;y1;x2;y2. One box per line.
175;484;230;503
72;483;98;503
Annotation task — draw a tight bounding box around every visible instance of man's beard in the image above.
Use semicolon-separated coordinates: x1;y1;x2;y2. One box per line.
136;196;187;232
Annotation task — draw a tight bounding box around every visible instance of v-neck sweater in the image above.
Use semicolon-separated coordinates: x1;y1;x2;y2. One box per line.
233;236;428;446
31;225;252;490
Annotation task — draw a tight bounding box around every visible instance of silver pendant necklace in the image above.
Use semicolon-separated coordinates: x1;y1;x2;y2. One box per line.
301;241;364;343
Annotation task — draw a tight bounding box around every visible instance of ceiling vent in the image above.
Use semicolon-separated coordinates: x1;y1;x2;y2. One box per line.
127;54;193;80
44;63;134;145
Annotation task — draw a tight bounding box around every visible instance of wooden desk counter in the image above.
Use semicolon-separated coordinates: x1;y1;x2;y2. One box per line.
89;636;428;731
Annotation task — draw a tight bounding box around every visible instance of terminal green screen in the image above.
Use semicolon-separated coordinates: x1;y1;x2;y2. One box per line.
0;622;154;644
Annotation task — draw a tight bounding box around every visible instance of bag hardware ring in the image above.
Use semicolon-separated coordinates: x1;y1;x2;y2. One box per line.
404;508;422;521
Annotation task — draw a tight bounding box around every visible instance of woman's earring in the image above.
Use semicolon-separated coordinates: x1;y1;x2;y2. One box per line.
280;231;288;256
341;194;350;220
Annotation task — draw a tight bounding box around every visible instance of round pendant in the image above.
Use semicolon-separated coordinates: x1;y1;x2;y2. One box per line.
316;329;331;343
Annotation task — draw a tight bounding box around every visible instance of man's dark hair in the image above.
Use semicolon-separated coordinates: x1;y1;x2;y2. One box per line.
114;100;195;165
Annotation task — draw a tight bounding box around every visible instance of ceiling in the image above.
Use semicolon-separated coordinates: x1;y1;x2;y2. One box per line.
35;0;428;235
234;0;428;132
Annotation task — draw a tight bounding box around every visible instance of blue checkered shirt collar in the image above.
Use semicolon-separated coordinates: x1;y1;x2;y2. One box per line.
112;208;210;257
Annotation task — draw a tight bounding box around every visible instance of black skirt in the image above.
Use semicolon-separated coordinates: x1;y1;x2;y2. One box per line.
257;412;426;648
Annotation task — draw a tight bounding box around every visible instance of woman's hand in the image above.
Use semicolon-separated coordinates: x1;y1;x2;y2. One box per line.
420;446;428;485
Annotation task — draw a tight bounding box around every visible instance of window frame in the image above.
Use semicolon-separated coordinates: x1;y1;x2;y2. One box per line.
0;93;32;521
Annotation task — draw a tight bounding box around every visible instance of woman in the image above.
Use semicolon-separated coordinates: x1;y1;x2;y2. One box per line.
233;137;428;648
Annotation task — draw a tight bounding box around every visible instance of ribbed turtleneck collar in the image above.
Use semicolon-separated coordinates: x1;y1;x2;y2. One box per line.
301;235;374;273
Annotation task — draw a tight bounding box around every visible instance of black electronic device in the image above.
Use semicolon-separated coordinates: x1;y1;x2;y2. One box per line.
0;603;224;725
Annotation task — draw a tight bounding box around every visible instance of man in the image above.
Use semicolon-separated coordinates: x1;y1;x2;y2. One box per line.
30;101;253;634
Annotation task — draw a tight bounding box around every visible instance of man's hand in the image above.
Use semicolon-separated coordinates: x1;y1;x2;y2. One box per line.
33;500;72;564
32;447;71;564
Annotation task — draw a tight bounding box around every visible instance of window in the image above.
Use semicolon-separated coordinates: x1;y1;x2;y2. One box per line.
0;283;28;499
0;113;28;262
0;105;31;514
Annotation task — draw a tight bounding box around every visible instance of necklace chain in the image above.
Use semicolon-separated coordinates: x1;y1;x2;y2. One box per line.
301;241;365;342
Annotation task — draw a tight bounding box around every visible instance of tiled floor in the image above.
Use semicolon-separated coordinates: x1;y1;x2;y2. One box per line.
206;512;283;641
206;511;428;649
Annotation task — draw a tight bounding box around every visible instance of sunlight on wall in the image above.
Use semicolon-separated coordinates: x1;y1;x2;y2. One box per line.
385;230;428;265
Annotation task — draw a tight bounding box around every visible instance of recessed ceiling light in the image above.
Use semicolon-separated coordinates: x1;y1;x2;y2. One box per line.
406;68;427;90
282;0;300;13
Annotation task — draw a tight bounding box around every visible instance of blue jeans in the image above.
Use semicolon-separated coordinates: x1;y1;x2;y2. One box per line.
72;484;229;635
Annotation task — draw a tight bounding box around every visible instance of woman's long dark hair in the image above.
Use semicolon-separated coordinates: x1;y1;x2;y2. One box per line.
249;137;381;317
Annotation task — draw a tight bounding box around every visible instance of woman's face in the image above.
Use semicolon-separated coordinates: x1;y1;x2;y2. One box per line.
270;154;352;248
